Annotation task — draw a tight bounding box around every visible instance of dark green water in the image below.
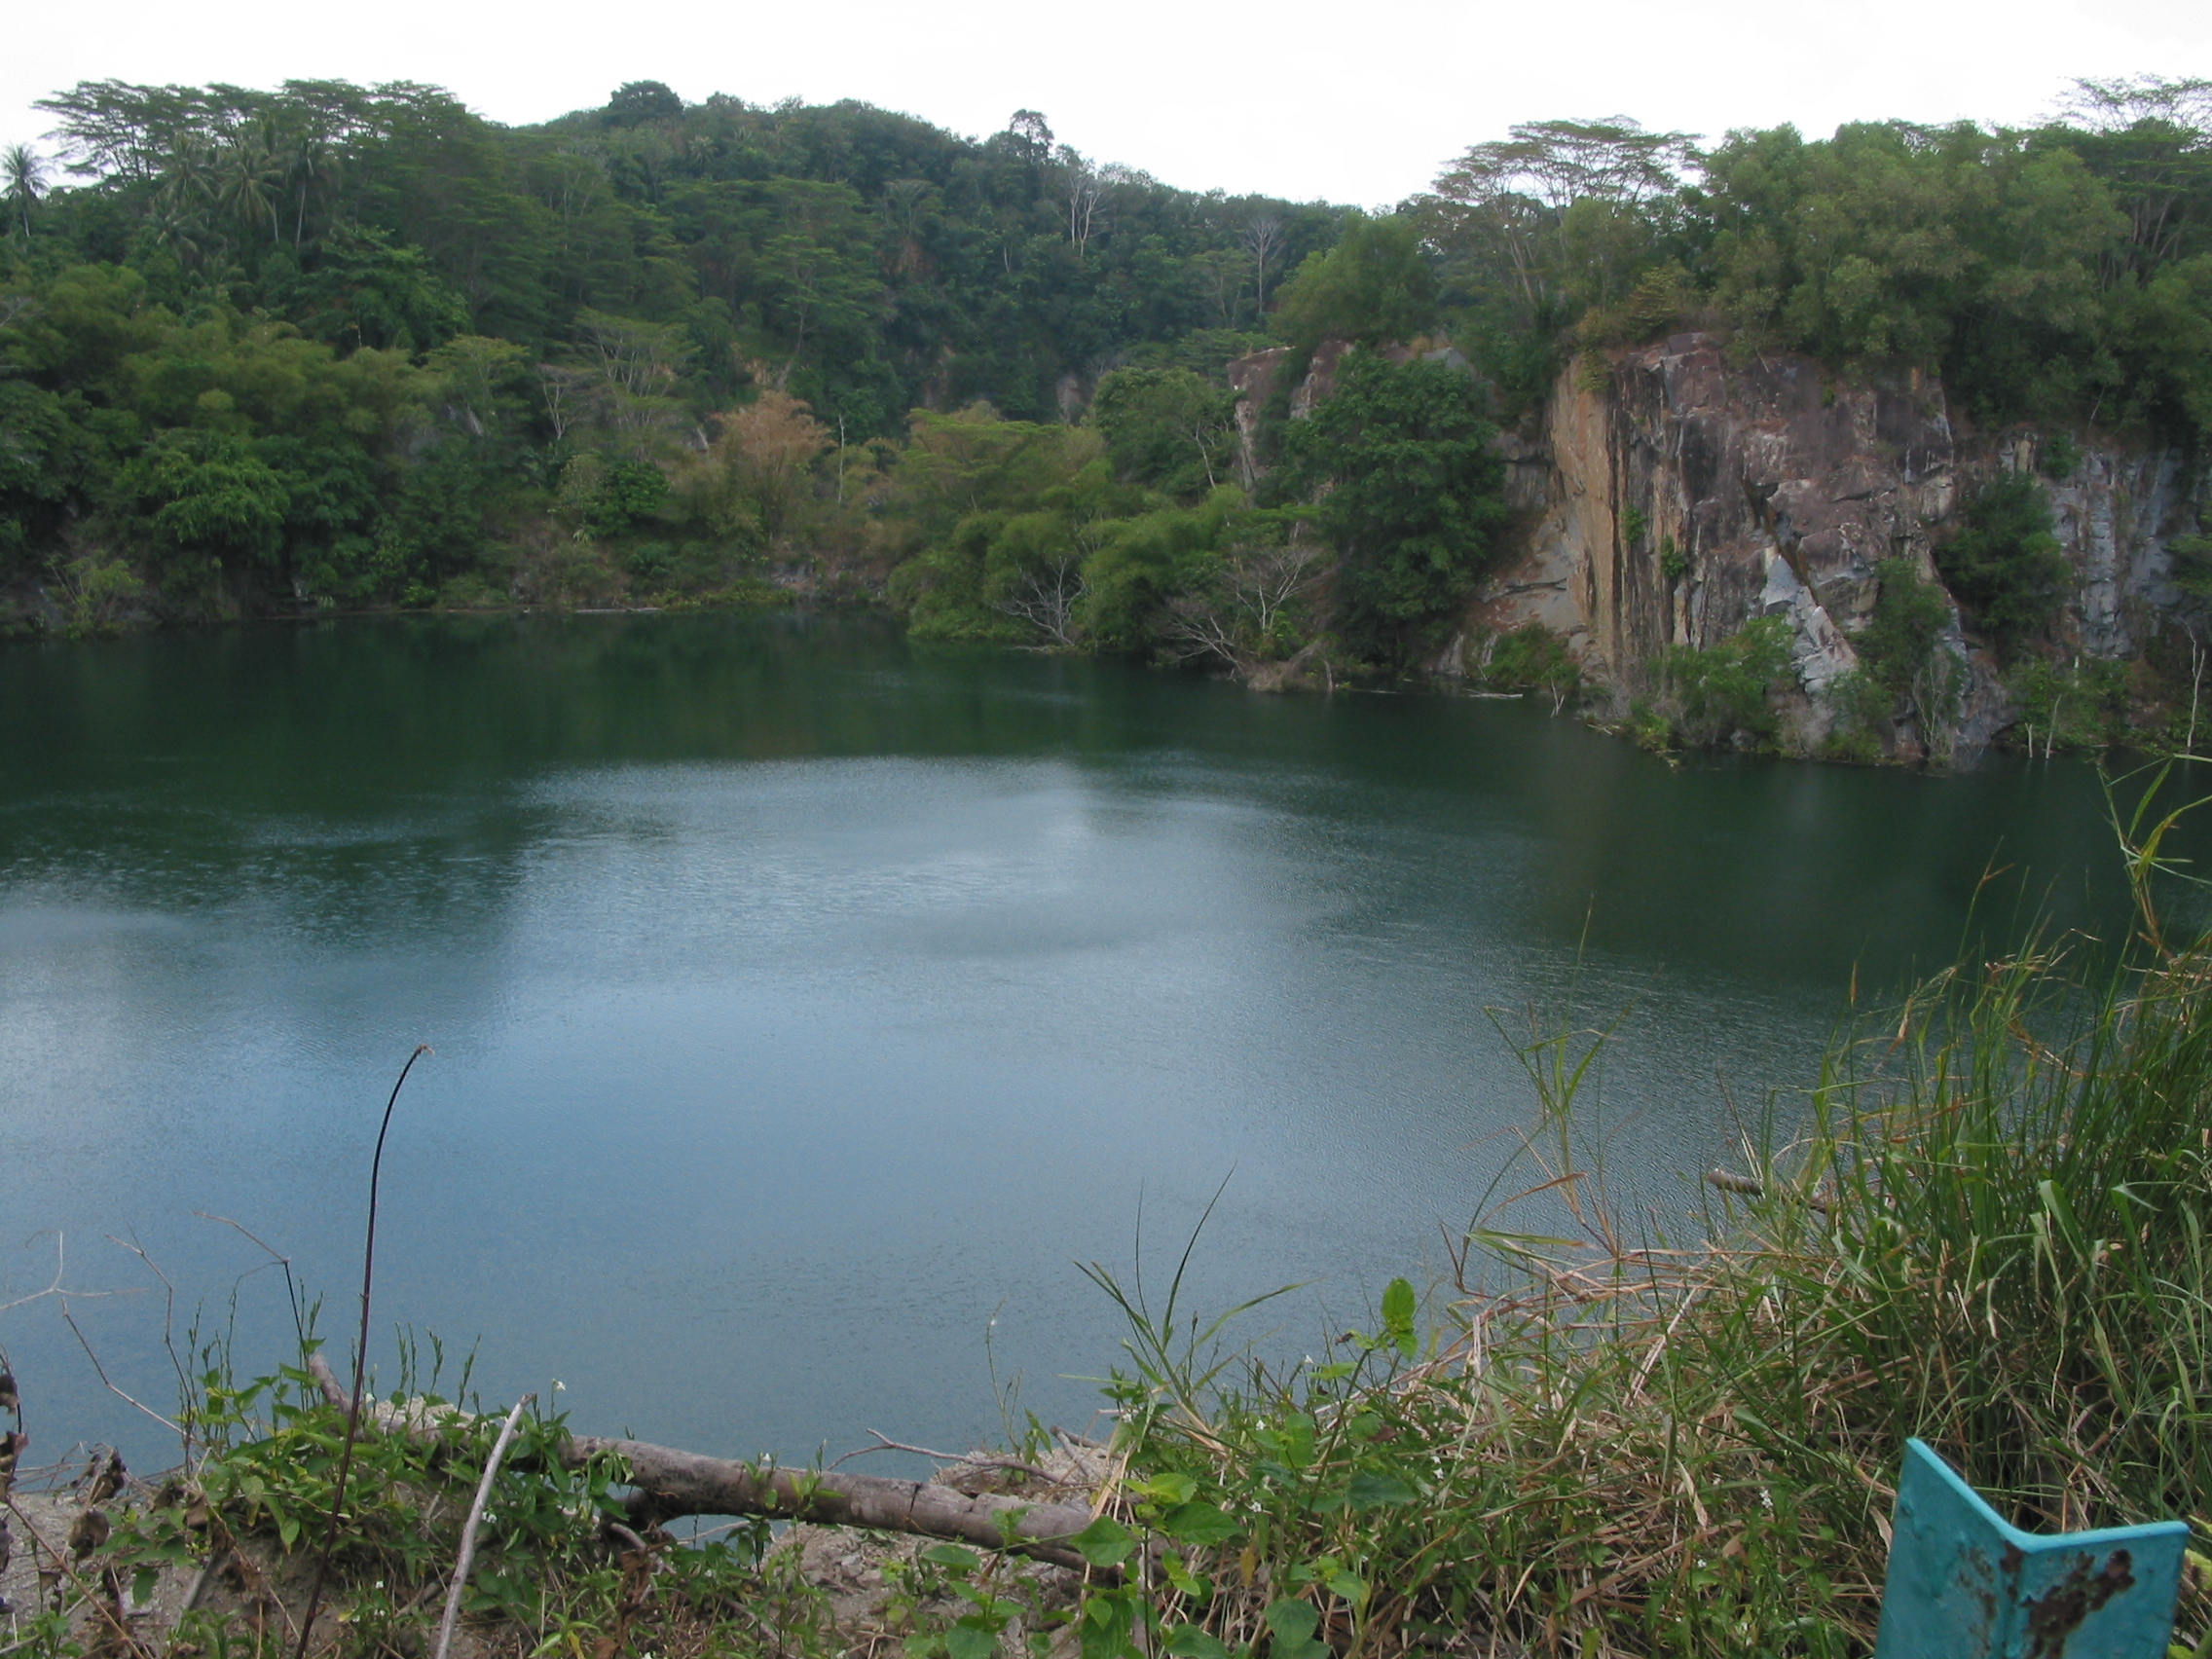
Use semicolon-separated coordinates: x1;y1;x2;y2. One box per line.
0;612;2163;1469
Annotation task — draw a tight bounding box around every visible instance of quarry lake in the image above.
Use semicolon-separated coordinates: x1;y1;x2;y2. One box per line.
0;611;2174;1473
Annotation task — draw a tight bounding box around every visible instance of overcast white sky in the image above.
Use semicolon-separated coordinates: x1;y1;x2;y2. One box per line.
7;0;2211;205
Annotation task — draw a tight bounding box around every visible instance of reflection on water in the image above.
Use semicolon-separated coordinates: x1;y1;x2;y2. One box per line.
0;612;2169;1469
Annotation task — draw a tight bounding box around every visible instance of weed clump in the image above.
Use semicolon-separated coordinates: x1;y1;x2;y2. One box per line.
1479;623;1581;711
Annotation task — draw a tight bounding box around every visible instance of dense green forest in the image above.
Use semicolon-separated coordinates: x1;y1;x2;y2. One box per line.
2;74;2209;679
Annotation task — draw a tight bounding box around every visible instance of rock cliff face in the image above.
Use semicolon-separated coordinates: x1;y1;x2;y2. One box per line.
1451;332;2207;751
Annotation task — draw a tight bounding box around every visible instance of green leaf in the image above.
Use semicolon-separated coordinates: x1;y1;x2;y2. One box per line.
1346;1470;1417;1508
1161;1500;1241;1546
1079;1590;1139;1659
1136;1472;1198;1506
276;1512;301;1548
946;1622;1000;1659
1256;1601;1318;1659
1070;1515;1138;1567
1264;1600;1318;1642
1382;1277;1418;1357
1161;1550;1210;1601
1164;1625;1230;1659
1258;1413;1315;1470
922;1543;982;1573
1323;1568;1367;1607
1381;1277;1416;1329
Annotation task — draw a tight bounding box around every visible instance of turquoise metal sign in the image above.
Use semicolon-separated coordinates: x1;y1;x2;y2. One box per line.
1873;1439;2189;1658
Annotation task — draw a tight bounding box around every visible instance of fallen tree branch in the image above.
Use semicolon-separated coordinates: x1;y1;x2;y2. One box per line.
305;1355;1101;1573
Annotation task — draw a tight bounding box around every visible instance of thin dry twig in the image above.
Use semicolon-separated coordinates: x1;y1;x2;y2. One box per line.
431;1392;533;1659
101;1235;195;1459
830;1432;1054;1483
0;1235;131;1317
193;1211;305;1346
56;1304;182;1439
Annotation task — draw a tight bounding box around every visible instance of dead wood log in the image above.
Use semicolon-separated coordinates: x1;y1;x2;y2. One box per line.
1705;1168;1833;1214
303;1355;1101;1573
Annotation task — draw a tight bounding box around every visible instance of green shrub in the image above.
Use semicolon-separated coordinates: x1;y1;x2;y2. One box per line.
1820;724;1883;764
1481;621;1581;710
2006;655;2129;753
2170;528;2212;598
111;428;288;598
1855;556;1961;736
1653;614;1795;748
1819;667;1897;759
1626;697;1672;752
1269;213;1439;354
1935;473;2070;651
651;577;794;611
1090;367;1237;498
434;571;502;609
49;550;145;636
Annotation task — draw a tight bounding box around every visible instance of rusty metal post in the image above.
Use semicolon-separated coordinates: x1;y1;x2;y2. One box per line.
1873;1439;2188;1658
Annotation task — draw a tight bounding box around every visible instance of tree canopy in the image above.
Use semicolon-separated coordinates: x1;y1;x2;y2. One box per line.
4;72;2209;680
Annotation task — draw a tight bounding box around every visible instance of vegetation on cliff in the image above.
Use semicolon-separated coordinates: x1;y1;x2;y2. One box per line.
2;75;2210;708
1421;84;2212;441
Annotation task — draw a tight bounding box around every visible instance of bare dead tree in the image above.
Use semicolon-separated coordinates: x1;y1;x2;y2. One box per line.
1237;539;1323;639
994;552;1088;647
1160;539;1324;673
1058;150;1127;260
537;363;588;442
1178;401;1236;490
1241;214;1284;316
1160;593;1245;668
1190;248;1251;329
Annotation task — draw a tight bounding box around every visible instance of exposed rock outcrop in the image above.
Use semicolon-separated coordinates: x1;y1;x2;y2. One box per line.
1219;329;2206;751
1456;333;2208;755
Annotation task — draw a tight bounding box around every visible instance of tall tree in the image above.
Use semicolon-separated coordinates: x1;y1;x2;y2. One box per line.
1278;353;1505;665
2;144;46;238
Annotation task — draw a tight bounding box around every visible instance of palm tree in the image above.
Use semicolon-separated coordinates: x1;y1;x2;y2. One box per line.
218;125;286;245
3;144;47;240
154;138;220;267
287;129;338;248
146;203;206;271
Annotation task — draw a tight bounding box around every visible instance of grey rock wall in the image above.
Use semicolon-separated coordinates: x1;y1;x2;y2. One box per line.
1452;333;2209;752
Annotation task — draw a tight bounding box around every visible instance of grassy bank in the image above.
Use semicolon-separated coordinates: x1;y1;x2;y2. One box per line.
1075;776;2212;1656
11;781;2212;1659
